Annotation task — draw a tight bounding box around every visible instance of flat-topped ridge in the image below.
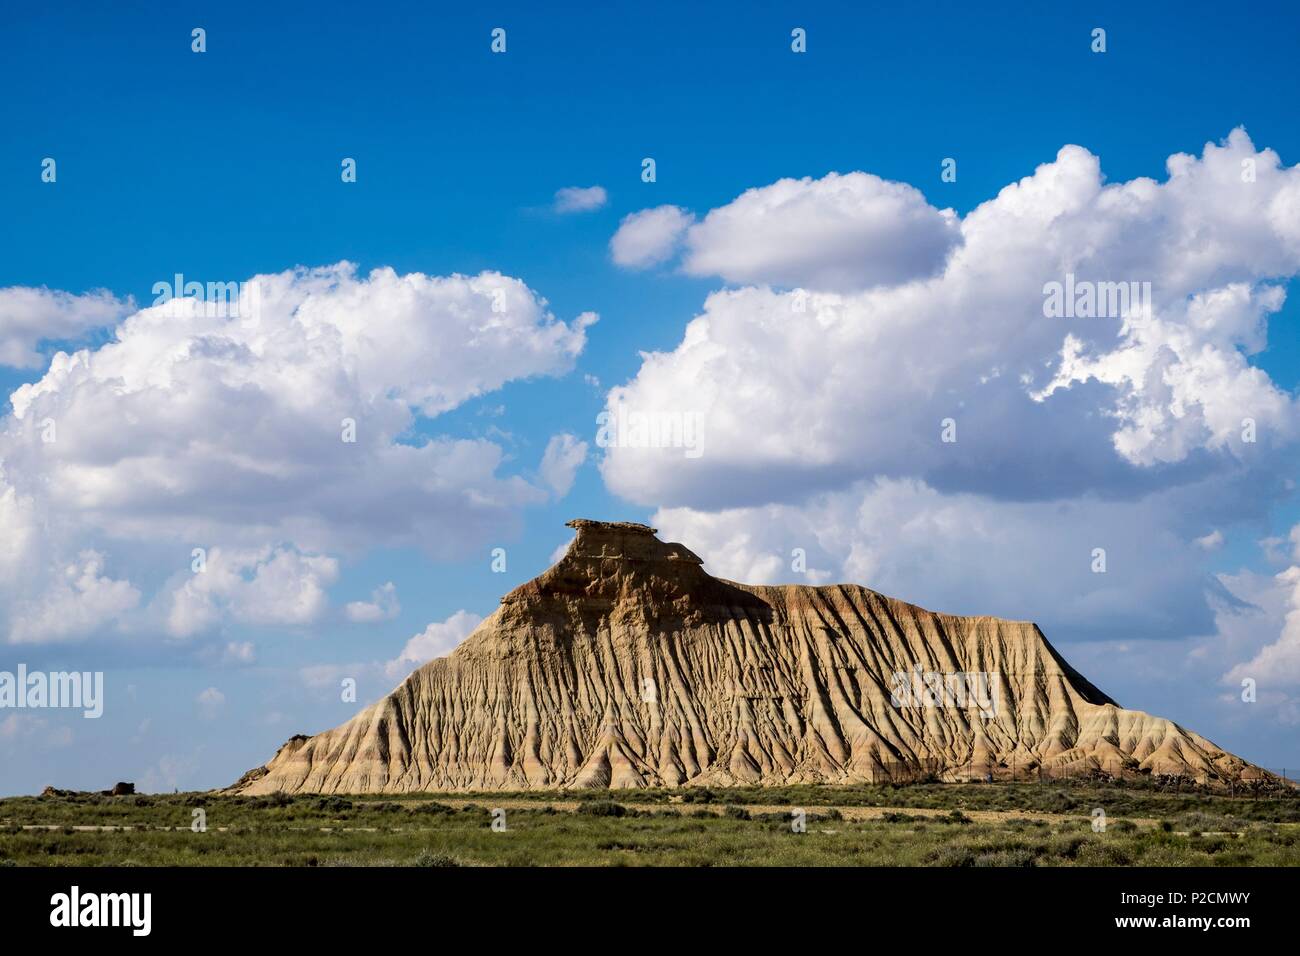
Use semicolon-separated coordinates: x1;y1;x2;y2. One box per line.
563;517;703;566
565;518;658;535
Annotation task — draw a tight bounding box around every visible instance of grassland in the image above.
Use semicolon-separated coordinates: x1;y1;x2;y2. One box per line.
2;780;1298;866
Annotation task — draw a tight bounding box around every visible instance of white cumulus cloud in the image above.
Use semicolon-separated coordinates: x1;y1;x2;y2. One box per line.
602;130;1300;509
166;546;339;639
539;433;587;497
298;610;486;696
384;609;484;680
0;286;132;369
344;581;400;623
0;262;596;649
653;476;1227;643
554;185;607;213
8;550;140;645
609;205;694;268
196;687;225;720
1224;561;1300;690
682;171;960;291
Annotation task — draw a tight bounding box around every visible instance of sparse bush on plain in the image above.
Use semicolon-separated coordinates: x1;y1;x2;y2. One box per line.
1;782;1296;867
929;845;976;867
881;811;917;823
1076;841;1133;866
315;796;353;814
408;801;455;815
974;848;1037;867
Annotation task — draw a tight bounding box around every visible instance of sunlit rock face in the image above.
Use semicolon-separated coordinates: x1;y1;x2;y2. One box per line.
232;520;1268;794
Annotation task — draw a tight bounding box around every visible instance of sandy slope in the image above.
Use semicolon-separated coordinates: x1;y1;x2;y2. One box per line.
232;520;1269;793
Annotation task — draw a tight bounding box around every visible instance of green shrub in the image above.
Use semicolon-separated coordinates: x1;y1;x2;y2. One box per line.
1076;841;1133;866
928;845;976;867
681;788;717;804
414;851;462;867
1193;836;1229;854
1046;834;1088;859
408;801;455;815
974;848;1037;867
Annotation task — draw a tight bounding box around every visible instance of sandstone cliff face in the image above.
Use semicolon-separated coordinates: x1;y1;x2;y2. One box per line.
233;520;1267;794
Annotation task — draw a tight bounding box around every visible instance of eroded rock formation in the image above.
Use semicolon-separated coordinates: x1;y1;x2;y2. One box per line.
233;519;1268;793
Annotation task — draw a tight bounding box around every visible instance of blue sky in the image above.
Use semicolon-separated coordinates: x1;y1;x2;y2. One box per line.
4;0;1300;793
